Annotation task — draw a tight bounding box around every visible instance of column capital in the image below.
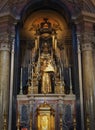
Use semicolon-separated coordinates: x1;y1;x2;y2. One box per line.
0;36;11;52
0;43;11;52
81;32;93;42
0;32;14;52
81;43;93;51
80;31;95;51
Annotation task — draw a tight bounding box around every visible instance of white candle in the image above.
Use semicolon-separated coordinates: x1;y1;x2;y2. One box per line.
60;68;61;80
69;67;73;94
35;37;38;50
19;67;23;95
39;48;40;65
52;35;55;49
55;38;57;50
37;35;39;48
32;67;33;87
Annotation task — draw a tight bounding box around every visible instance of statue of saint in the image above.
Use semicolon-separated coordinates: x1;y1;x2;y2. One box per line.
41;59;55;94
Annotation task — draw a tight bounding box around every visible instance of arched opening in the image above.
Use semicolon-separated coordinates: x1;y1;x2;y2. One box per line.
19;9;73;94
14;1;79;130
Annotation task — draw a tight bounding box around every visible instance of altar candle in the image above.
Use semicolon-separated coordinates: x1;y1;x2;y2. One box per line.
32;67;33;87
60;68;61;80
35;37;38;50
55;38;57;50
69;67;73;94
19;67;23;94
52;34;55;49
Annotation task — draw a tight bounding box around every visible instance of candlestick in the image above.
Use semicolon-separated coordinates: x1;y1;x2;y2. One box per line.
38;48;40;67
73;114;76;130
55;37;57;50
1;93;4;111
30;112;32;130
35;37;38;50
37;35;39;49
3;111;7;130
86;114;90;130
16;111;20;130
59;68;63;94
59;113;63;130
19;67;23;95
69;67;73;94
60;68;61;81
28;63;31;79
52;34;55;49
32;66;33;88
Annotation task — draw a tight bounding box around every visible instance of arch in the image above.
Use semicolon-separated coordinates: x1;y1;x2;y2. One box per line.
11;1;83;130
20;0;71;26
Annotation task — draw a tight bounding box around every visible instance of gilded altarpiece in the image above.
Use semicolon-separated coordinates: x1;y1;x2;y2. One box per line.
17;16;76;130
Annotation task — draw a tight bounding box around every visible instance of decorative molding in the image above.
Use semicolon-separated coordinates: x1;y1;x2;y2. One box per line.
0;34;11;51
74;11;95;24
0;0;10;16
0;43;11;51
0;0;27;20
0;0;8;12
12;0;27;4
0;0;95;23
78;31;95;51
81;43;93;51
81;32;94;42
82;0;95;13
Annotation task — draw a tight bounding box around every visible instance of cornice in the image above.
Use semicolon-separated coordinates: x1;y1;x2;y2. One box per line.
0;11;19;23
74;11;95;24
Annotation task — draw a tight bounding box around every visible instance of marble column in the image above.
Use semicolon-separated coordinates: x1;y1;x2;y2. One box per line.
8;38;15;130
77;33;84;130
0;47;3;130
81;32;95;130
0;40;11;129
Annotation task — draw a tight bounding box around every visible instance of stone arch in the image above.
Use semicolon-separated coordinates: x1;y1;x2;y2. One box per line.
20;0;72;26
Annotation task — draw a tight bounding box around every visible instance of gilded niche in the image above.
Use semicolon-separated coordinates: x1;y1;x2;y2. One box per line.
20;11;72;95
37;102;55;130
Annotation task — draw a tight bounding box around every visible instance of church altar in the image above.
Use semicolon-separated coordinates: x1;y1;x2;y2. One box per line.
17;94;75;130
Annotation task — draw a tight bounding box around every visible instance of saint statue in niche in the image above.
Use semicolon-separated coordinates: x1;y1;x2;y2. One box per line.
41;59;55;94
